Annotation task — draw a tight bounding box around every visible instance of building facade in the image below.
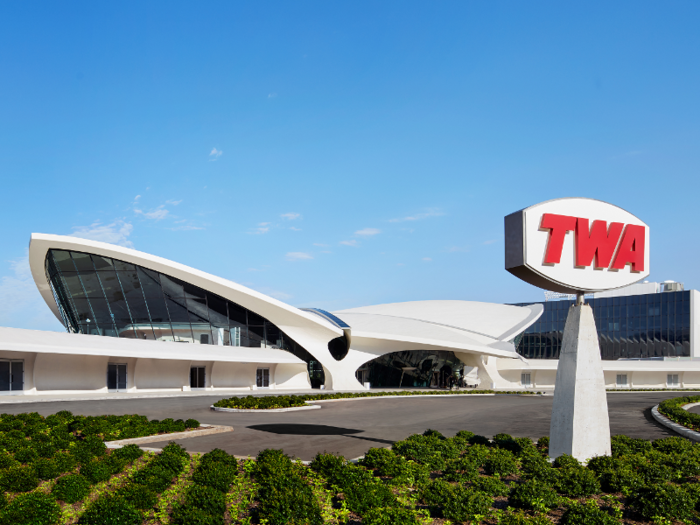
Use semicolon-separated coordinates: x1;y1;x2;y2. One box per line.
0;233;543;396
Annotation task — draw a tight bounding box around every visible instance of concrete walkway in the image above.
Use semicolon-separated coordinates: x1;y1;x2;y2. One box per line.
0;391;693;461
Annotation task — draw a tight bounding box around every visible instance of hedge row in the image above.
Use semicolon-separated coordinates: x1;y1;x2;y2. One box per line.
213;390;543;409
658;394;700;431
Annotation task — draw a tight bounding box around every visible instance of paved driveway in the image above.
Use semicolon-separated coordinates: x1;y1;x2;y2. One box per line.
0;392;690;460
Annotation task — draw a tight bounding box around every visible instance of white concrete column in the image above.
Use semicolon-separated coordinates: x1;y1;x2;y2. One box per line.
549;303;611;462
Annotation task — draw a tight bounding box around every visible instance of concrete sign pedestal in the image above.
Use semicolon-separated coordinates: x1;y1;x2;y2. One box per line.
549;302;611;462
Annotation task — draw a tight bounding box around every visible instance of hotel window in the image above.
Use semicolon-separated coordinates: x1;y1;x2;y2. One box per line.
521;373;532;387
667;374;680;388
616;374;628;387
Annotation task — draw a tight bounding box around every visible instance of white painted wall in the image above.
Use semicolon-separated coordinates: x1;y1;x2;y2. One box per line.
34;354;109;392
134;359;189;391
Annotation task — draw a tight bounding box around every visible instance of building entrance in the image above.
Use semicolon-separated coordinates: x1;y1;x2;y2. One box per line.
190;367;206;389
256;368;270;388
107;363;127;391
0;360;23;391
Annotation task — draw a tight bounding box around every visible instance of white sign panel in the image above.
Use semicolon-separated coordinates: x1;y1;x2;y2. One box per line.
505;198;649;294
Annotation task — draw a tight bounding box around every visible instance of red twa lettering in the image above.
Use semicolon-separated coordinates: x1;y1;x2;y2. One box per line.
540;213;645;272
575;218;624;269
611;224;645;272
541;213;577;264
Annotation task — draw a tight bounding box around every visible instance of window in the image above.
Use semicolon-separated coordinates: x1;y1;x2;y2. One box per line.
667;374;680;388
190;367;205;388
256;368;270;388
521;373;532;387
107;363;127;391
616;374;628;387
0;361;23;391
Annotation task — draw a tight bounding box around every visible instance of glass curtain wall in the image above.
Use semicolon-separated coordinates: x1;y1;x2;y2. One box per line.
361;350;467;388
44;249;312;361
514;291;691;360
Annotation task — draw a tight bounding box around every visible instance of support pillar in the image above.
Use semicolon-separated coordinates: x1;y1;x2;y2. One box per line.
549;299;611;462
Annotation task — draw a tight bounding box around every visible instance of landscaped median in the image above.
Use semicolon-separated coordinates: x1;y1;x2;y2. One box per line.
211;389;544;411
0;409;698;524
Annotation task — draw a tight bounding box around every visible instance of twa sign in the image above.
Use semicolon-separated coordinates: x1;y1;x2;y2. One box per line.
505;198;649;294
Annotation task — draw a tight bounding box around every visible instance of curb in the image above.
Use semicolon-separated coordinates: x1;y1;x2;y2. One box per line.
305;394;498;404
210;404;321;413
104;424;234;447
651;404;700;442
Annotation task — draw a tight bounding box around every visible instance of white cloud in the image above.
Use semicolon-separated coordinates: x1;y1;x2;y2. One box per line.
135;205;169;221
389;208;444;223
313;243;329;247
209;148;223;161
170;224;205;231
286;252;313;261
166;199;183;206
355;228;381;236
447;245;469;253
289;226;302;231
72;220;134;248
268;93;278;98
280;212;301;221
422;257;432;261
483;239;497;245
249;222;271;235
340;240;359;247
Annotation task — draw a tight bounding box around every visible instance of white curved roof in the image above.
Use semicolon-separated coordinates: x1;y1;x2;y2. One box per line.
335;300;542;343
28;233;343;340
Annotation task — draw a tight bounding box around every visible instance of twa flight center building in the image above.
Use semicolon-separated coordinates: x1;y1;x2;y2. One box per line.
0;233;696;396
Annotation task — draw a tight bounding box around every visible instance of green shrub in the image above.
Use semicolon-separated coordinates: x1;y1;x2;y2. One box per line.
361;448;428;485
484;448;518;476
509;479;559;512
80;458;112;484
586;455;616;475
117;484;158;510
663;452;700;478
520;455;558;485
610;435;652;457
443;456;479;482
0;451;17;470
555;467;600;497
652;436;693;454
561;501;621;525
78;494;141;525
192;462;237;492
309;452;346;480
420;479;454;517
111;445;143;463
183;484;226;515
185;418;200;429
0;464;39;492
463;443;490;467
598;467;644;495
469;434;492;446
493;433;523;454
362;507;419;525
0;491;60;525
537;436;549;450
455;430;475;440
35;458;61;480
53;451;77;474
498;509;555;525
552;454;580;469
52;474;91;504
391;434;459;470
15;447;38;464
472;475;510;496
170;506;223;525
254;449;323;525
132;465;177;493
35;441;58;459
630;482;695;521
442;487;492;523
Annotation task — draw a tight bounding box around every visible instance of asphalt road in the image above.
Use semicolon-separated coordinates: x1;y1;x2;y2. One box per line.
0;392;690;461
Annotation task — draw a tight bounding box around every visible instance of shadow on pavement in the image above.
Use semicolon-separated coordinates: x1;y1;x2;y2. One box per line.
247;423;395;445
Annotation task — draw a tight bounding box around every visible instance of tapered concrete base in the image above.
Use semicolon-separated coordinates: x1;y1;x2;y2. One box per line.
549;303;611;462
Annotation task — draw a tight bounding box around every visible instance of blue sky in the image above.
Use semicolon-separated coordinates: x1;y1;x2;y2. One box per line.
1;1;699;332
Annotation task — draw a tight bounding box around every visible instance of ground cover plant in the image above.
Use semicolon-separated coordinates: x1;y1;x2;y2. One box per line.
658;394;700;431
213;390;543;409
3;410;700;523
